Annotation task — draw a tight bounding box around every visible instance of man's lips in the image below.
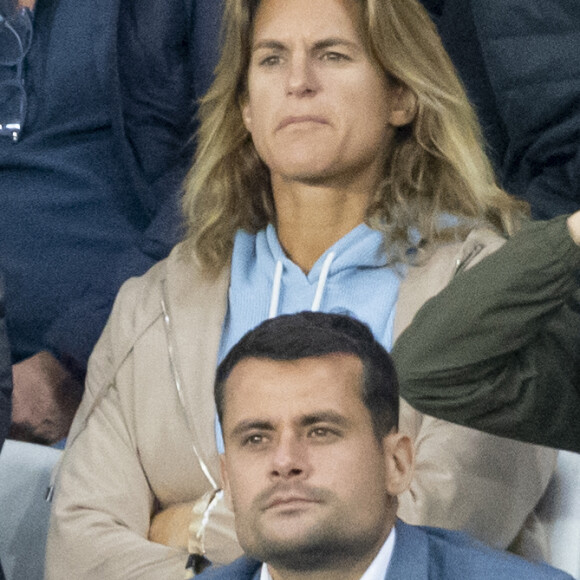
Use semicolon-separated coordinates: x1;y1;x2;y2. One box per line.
265;494;320;510
277;115;328;130
257;485;326;511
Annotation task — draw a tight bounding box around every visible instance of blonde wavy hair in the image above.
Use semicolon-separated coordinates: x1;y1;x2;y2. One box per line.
183;0;528;273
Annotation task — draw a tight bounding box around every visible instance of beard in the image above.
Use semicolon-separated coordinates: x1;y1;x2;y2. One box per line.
245;518;383;572
237;485;392;574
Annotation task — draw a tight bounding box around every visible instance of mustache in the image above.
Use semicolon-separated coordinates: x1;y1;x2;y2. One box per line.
255;483;330;511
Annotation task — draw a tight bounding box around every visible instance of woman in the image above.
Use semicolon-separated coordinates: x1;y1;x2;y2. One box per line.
46;0;566;578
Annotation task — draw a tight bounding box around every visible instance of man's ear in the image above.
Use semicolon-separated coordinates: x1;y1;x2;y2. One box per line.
382;431;414;496
388;85;417;128
220;454;234;510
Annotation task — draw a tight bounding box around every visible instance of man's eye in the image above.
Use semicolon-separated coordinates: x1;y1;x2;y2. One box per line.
243;434;266;446
309;427;334;439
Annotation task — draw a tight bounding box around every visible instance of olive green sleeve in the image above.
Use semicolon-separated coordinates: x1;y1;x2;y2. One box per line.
392;215;580;452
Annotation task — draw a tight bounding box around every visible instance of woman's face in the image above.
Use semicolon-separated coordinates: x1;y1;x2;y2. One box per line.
242;0;410;192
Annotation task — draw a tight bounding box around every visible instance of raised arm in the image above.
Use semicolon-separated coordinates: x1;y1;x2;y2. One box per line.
393;214;580;451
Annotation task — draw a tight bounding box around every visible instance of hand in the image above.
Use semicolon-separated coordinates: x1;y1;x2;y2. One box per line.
149;501;194;548
567;210;580;246
10;351;83;445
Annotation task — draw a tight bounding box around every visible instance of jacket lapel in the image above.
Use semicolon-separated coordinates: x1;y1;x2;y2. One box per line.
386;520;429;580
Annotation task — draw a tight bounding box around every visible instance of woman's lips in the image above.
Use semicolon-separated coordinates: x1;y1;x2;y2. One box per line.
277;115;328;130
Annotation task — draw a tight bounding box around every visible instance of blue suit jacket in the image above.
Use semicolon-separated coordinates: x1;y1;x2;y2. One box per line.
197;520;572;580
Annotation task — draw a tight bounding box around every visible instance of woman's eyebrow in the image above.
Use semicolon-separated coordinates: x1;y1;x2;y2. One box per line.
252;39;286;52
311;37;360;52
252;37;360;53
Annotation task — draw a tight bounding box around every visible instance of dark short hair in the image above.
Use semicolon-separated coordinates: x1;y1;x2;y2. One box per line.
215;312;399;439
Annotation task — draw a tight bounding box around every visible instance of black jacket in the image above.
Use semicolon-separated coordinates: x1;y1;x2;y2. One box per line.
422;0;580;218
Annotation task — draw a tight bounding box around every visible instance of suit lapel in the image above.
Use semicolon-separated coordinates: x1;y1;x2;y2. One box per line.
386;520;430;580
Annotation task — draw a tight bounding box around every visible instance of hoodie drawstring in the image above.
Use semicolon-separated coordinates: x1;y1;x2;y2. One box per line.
311;251;335;311
268;260;284;319
268;251;336;318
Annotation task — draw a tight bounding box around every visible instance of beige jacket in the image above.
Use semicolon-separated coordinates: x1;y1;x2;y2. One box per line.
46;230;556;580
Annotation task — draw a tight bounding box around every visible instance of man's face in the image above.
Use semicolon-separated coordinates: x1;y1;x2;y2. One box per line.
220;354;411;573
241;0;410;192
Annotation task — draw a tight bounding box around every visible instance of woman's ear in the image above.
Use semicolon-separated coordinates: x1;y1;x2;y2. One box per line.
388;85;417;128
241;99;253;134
382;431;414;496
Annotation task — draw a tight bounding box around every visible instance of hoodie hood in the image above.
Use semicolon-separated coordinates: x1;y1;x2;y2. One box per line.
218;223;401;365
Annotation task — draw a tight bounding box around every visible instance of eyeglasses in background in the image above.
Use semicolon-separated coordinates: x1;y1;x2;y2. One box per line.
0;7;33;142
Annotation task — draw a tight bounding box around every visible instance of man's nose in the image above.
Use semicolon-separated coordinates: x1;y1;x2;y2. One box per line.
270;434;308;478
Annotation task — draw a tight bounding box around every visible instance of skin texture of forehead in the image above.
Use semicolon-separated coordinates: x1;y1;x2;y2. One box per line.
251;0;365;45
222;354;367;434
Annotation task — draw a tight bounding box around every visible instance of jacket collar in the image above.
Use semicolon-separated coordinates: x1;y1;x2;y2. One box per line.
386;520;429;580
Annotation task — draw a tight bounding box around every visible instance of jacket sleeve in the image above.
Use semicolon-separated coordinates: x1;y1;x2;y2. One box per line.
393;216;580;452
46;266;241;580
42;0;223;370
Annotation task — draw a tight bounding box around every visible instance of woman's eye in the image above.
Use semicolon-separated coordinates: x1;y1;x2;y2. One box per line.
321;52;349;62
259;55;281;67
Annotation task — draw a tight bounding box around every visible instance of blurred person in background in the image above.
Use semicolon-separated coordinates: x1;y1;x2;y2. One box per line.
0;0;221;444
421;0;580;219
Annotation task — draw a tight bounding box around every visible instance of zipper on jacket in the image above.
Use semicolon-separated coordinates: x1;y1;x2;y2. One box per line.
160;280;219;491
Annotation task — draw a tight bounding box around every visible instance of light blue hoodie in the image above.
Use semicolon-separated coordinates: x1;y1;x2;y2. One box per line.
215;222;402;451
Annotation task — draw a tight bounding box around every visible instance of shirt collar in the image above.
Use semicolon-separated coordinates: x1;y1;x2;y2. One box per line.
260;527;396;580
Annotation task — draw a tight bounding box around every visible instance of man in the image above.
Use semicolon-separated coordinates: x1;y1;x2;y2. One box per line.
0;0;221;443
203;312;571;579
